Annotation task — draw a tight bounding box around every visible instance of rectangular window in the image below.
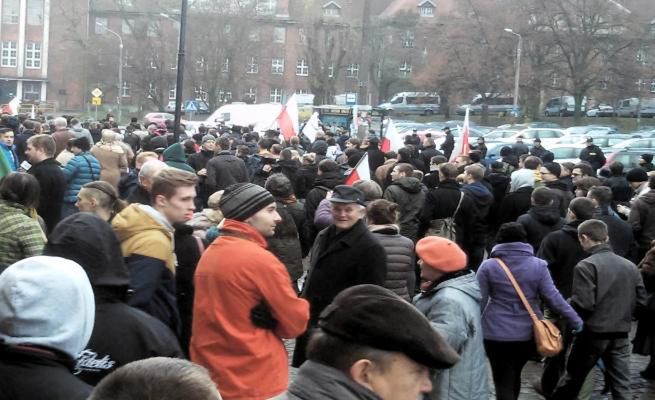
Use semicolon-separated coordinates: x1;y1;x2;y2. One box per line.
651;80;655;94
298;28;307;44
122;19;134;35
399;61;412;77
196;57;206;71
219;91;232;102
23;82;41;101
245;87;257;103
328;63;335;78
295;89;308;95
2;0;19;24
272;58;284;74
121;82;131;98
296;59;309;76
324;5;341;17
249;29;261;42
1;42;18;67
147;82;155;98
270;88;282;103
27;0;44;26
419;5;434;17
194;87;207;101
222;57;230;73
401;31;415;48
25;42;42;69
346;63;359;78
95;17;108;34
169;86;176;100
256;0;276;15
274;27;286;43
247;57;258;74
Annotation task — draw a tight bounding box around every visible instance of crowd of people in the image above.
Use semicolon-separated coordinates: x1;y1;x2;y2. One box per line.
0;111;653;400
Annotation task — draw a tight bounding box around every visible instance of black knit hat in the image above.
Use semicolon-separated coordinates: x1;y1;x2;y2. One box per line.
641;153;653;164
543;162;561;178
219;183;275;221
626;168;648;183
318;284;460;369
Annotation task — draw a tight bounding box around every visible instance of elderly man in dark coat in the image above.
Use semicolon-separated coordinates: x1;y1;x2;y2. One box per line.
293;186;386;367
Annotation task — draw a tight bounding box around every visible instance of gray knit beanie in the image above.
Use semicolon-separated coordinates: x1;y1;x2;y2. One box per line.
201;134;216;144
219;183;275;221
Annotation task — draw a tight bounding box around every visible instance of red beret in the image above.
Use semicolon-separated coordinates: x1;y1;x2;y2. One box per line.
416;237;467;272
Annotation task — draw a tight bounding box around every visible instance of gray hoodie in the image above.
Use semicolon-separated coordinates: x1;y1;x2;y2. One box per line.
414;271;488;400
0;256;95;359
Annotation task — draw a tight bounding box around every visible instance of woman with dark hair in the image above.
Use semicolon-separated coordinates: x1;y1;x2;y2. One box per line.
366;199;415;301
76;180;126;222
477;222;582;400
0;172;45;272
62;137;102;218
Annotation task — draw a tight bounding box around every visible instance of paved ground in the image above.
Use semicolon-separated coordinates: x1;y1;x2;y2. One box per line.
285;338;655;399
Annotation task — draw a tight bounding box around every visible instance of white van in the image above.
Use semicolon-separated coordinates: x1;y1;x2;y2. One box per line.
377;92;440;115
456;93;516;116
544;96;587;117
616;98;655;118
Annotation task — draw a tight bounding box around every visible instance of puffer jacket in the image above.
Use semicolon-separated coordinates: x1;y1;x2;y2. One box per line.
61;152;101;203
383;177;425;243
413;271;488;400
369;224;415;301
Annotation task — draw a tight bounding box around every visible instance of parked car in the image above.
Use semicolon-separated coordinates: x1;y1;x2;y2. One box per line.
586;104;615;117
616;98;655;118
456;94;518;116
485;128;567;146
553;134;639;150
544;96;587;117
143;112;174;127
611;137;655;150
547;144;585;164
483;142;533;165
378;92;441;116
603;149;649;170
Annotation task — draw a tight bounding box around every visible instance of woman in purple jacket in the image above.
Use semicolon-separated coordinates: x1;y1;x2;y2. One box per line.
477;222;582;400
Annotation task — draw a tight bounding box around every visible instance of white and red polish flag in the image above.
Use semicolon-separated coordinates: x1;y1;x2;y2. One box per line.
380;119;404;153
449;107;471;162
276;94;299;141
344;152;370;185
1;97;20;115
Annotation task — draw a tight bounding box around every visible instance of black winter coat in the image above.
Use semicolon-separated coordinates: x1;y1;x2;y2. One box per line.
537;220;588;298
187;149;214;206
419;180;478;246
485;172;511;226
383;177;425;242
366;146;386;174
296;164;318;199
605;175;633;203
205;151;249;192
272;160;301;196
28;158;65;233
462;182;495;243
592;207;634;259
370;225;415;301
267;200;304;283
420;147;442;172
516;205;565;252
512;142;529;156
174;223;203;354
545;180;574;217
294;220;386;367
579;145;606;170
499;186;533;224
14;129;34;164
0;345;91;400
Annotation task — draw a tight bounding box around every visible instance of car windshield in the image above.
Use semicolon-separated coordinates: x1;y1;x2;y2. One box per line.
551;147;577;159
485;130;516;139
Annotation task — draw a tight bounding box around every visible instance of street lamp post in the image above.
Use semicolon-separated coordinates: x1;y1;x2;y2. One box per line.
97;22;123;124
504;28;522;117
162;0;188;142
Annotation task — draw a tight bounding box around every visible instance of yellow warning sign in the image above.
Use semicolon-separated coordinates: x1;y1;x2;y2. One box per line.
91;96;102;105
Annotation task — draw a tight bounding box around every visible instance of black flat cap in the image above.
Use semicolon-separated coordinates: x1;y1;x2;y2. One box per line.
318;284;460;369
329;185;366;206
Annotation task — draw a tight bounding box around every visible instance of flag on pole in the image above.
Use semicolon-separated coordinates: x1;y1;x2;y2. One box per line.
380;119;404;153
301;112;321;143
449;107;471;162
276;94;299;141
1;97;20;115
344;152;370;185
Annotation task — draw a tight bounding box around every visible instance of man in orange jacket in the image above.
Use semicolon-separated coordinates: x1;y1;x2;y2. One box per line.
191;183;310;400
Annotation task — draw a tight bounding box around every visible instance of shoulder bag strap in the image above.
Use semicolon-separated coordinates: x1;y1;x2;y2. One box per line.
81;155;98;181
452;191;464;218
494;257;539;324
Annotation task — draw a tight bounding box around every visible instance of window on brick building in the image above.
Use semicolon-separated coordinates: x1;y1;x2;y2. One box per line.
274;27;286;43
328;63;335;78
256;0;276;15
270;88;282;103
245;87;257;103
1;42;18;68
27;0;44;26
323;2;341;17
399;61;412;78
222;58;230;73
401;31;415;48
272;58;284;74
418;1;435;17
23;82;41;101
121;82;131;98
247;57;259;74
296;59;309;76
25;42;42;69
2;0;19;24
169;86;176;100
346;63;359;78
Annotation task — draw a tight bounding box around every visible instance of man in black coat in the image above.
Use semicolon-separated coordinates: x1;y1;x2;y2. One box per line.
419;163;478;249
541;162;573;217
293;186;387;367
498;185;533;225
579;137;606;171
25;134;65;233
517;187;565;252
419;138;442;172
365;137;386;175
587;186;634;259
530;138;548;159
511;136;529;156
604;161;633;205
205;136;249;193
462;164;495;269
187;135;216;208
441;127;455;160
